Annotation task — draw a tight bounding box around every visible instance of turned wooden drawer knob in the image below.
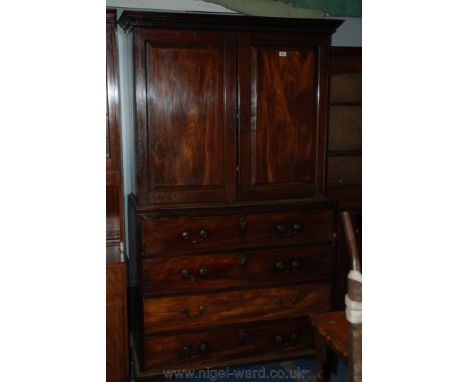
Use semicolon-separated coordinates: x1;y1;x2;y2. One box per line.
199;268;208;277
181;231;191;241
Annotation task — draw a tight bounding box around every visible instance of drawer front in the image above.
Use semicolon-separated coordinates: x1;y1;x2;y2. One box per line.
143;282;330;334
142;245;333;295
142;317;313;371
141;209;334;256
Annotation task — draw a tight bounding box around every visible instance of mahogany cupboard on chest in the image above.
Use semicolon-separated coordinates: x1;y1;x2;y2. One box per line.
119;11;343;379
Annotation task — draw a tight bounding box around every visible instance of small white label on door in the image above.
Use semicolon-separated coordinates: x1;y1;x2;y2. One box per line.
279;51;287;57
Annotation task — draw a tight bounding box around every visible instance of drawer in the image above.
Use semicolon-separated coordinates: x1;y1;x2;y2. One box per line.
142;317;313;371
143;282;330;334
141;209;334;257
142;245;333;295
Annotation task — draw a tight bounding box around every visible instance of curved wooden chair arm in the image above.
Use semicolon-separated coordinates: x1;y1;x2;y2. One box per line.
341;211;361;273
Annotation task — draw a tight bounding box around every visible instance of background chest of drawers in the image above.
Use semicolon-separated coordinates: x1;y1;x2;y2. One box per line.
119;11;343;378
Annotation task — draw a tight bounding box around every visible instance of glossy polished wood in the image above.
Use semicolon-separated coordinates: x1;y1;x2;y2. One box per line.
106;10;123;247
120;10;342;376
142;245;333;295
143;282;330;334
141;209;334;256
142;317;314;371
239;32;331;200
134;28;237;203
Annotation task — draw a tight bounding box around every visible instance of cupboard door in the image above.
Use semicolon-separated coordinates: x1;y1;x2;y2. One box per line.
134;29;237;203
238;32;330;200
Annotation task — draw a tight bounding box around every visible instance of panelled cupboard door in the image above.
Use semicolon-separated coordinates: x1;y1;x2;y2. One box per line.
238;32;330;200
134;29;237;203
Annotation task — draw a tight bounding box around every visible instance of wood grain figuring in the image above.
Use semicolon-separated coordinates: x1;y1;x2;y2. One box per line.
135;29;237;203
142;245;333;295
238;32;331;200
142;317;314;371
143;282;331;334
141;209;334;256
252;47;316;185
146;45;221;188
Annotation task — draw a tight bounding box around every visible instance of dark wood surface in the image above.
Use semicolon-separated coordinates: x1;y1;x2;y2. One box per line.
134;28;237;203
118;11;343;33
326;47;362;213
141;209;334;257
143;282;331;334
120;10;342;376
106;9;123;248
238;32;331;200
142;317;314;371
141;245;333;295
107;260;128;382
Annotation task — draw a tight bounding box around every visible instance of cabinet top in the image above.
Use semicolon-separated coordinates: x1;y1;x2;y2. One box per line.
118;10;343;34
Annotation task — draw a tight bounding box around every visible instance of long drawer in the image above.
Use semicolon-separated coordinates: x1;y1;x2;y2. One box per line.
142;317;314;371
143;282;330;334
141;209;334;257
142;245;333;295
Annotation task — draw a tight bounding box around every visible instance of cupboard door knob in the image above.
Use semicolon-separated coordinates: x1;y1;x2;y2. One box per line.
199;229;208;240
182;231;191;241
181;269;190;279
